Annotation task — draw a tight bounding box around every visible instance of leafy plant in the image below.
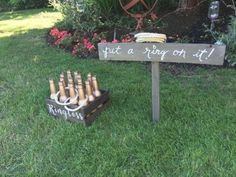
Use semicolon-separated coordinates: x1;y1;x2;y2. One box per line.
221;16;236;66
0;0;10;11
51;0;134;34
60;36;73;49
95;0;121;18
51;0;175;34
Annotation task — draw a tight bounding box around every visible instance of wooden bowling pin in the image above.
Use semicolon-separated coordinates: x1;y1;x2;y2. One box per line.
49;79;57;100
78;84;88;106
59;81;67;102
92;76;101;97
85;80;95;102
68;83;78;105
67;70;72;81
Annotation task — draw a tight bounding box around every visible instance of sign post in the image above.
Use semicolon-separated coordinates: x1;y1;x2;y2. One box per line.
98;43;226;122
152;61;160;122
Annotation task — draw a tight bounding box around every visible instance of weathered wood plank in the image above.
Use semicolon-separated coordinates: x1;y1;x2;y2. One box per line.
152;62;160;122
98;43;226;65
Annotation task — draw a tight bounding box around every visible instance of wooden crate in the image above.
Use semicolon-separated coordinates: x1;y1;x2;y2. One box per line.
46;90;109;126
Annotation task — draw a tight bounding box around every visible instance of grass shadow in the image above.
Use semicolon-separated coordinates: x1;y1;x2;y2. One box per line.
0;8;55;21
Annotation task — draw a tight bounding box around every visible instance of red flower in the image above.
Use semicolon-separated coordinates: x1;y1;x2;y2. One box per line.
49;27;71;45
50;27;60;37
83;38;95;50
87;44;95;50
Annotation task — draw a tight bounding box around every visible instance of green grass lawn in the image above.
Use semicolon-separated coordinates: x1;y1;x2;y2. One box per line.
0;9;236;177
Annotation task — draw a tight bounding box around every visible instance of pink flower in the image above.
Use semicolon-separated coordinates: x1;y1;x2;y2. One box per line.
83;38;95;50
54;38;63;45
72;43;80;55
100;39;107;43
122;38;129;43
50;27;60;37
85;42;95;50
112;39;119;43
59;31;71;38
83;38;89;45
72;49;77;55
50;27;71;45
87;44;95;50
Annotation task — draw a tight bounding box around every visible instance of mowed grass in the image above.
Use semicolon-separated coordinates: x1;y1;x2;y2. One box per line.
0;9;236;177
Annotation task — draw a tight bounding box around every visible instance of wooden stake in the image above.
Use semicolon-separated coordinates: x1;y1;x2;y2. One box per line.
152;62;160;122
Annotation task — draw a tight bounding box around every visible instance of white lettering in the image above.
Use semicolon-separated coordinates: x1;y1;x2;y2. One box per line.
47;104;56;116
143;45;169;60
193;49;208;62
205;48;215;60
143;47;151;59
128;48;134;55
47;104;84;120
102;46;121;58
173;49;186;58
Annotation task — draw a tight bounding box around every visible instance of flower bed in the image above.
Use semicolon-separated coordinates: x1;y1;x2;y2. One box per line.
48;27;133;58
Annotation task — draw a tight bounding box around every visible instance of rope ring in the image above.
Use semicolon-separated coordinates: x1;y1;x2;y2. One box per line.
54;87;79;106
64;96;88;112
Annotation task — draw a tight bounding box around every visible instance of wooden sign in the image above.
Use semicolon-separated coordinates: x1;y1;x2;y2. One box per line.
99;43;225;65
98;43;226;122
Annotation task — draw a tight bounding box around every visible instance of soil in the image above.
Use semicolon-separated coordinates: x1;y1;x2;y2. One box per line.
106;1;234;43
158;0;234;43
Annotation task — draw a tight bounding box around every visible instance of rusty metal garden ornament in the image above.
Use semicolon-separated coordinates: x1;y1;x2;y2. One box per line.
119;0;158;31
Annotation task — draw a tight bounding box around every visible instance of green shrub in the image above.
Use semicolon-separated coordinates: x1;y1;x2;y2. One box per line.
51;0;133;33
0;0;49;11
221;17;236;66
0;0;11;11
50;0;178;34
